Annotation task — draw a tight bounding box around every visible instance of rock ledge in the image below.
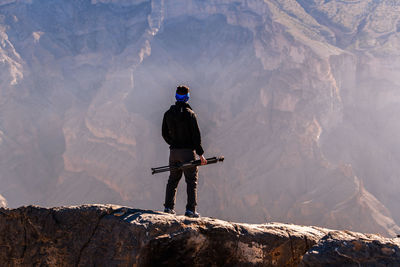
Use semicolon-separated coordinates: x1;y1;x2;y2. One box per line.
0;205;399;266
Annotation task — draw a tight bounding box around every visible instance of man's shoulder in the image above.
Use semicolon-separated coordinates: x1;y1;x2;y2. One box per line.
186;107;196;114
183;104;196;115
184;107;196;120
164;105;176;114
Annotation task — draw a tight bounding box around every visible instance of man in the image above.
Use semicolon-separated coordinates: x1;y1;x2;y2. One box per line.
162;85;207;218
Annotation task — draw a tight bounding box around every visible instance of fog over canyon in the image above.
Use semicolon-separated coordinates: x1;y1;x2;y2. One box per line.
1;0;400;237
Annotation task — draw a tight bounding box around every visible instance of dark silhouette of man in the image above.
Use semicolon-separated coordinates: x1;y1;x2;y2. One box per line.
162;85;207;217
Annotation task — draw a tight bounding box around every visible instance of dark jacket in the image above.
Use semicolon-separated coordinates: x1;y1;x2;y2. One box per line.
162;102;204;156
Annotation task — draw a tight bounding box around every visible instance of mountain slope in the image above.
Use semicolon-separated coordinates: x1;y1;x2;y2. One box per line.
0;0;399;236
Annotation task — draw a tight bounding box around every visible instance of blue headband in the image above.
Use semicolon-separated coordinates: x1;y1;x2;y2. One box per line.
176;92;190;102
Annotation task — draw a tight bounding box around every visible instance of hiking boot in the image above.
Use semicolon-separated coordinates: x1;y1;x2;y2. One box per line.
164;208;176;214
185;210;200;218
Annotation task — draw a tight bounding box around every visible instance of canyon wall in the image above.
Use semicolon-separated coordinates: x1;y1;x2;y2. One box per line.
0;0;400;236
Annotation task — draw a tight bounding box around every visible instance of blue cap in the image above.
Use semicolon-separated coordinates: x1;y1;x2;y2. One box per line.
176;92;190;102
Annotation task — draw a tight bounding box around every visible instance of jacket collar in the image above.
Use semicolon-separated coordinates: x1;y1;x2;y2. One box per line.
175;101;192;110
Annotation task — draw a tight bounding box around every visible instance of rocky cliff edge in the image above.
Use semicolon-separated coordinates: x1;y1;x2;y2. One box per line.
0;204;399;266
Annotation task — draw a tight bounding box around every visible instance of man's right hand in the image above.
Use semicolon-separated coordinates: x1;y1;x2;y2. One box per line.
200;155;207;165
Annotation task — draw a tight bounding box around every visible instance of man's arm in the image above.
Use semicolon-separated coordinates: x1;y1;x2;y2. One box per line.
190;114;207;165
162;112;172;145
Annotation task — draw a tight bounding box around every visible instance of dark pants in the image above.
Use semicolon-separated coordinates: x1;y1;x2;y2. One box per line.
164;149;198;212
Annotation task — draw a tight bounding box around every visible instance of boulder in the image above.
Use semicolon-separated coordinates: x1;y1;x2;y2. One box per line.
301;231;400;266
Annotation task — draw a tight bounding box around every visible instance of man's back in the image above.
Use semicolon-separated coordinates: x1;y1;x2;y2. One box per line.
162;101;204;156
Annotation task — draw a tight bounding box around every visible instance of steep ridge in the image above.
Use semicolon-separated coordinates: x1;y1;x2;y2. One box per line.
0;0;399;237
0;205;399;266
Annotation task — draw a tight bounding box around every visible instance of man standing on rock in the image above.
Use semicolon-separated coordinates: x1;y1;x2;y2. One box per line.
162;85;207;218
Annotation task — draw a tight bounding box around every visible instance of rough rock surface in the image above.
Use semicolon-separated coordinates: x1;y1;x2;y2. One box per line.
302;231;400;267
0;205;399;266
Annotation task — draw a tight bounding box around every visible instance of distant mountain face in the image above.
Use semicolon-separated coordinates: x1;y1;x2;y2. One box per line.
0;0;400;236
